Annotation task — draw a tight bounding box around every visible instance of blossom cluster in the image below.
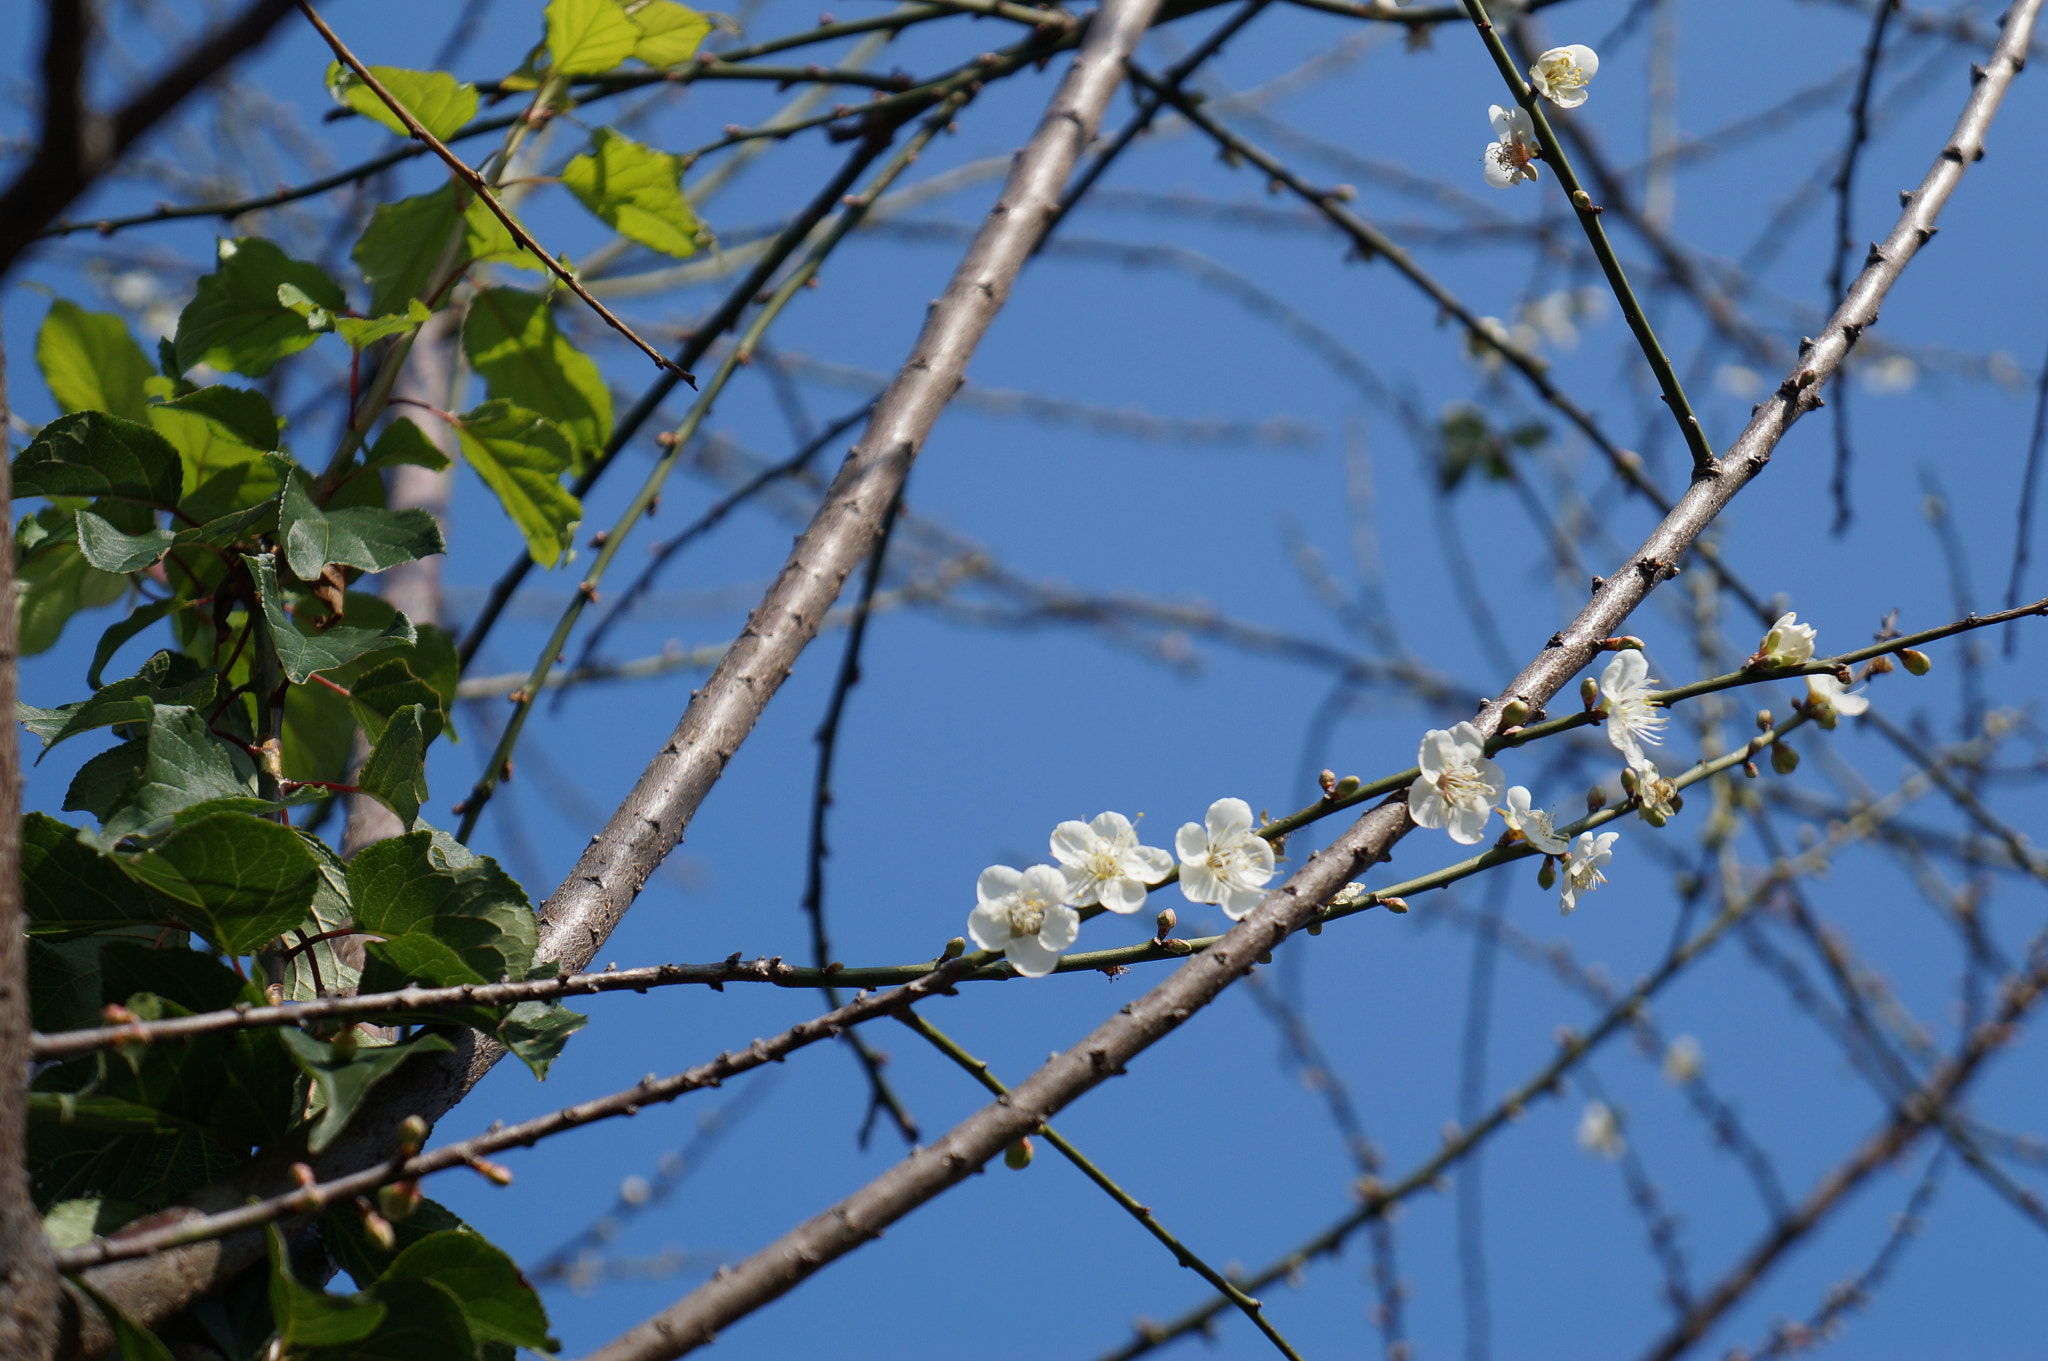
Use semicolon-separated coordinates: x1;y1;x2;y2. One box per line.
969;802;1275;977
1482;45;1599;190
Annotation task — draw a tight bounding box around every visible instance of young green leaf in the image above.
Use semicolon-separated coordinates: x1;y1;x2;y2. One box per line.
86;599;179;689
279;832;363;1003
496;998;588;1079
114;807;323;955
147;384;283;521
281;470;445;580
19;811;180;936
353;183;539;318
356;702;437;829
324;62;479;142
173;237;346;377
463;288;613;468
268;1224;391;1346
248;553;417;683
334;298;435;349
349;661;447;743
37;299;154;422
561;127;702;259
349;831;537;990
17;649;216;752
77;704;257;848
74;509;175;574
14;410;184;507
621;0;713;66
377;1230;554;1350
16;523;128;656
41;1197;146;1251
450;401;581;566
546;0;642;75
364;417;452;474
277;1029;455;1154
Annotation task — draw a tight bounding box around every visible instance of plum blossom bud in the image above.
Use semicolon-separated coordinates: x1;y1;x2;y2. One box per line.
378;1180;422;1222
1319;769;1339;797
398;1115;429;1158
1771;742;1800;775
1576;1100;1625;1158
1335;774;1362;798
360;1203;397;1251
1537;857;1557;890
1154;907;1177;940
941;937;966;961
1753;612;1817;669
1586;784;1608;814
1756;708;1775;732
1663;1035;1704;1085
1500;698;1531;728
1005;1137;1035;1170
1900;648;1932;675
465;1156;514;1187
1580;677;1601;710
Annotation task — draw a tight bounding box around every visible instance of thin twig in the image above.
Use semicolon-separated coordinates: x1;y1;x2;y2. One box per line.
1827;0;1898;533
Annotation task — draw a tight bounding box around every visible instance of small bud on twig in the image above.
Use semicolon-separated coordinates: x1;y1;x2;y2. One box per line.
1004;1137;1034;1170
1900;648;1932;675
1580;677;1600;710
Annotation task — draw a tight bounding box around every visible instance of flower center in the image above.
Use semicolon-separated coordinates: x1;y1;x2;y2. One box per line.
1086;846;1122;880
1545;61;1588;91
1007;895;1047;937
1437;766;1490;808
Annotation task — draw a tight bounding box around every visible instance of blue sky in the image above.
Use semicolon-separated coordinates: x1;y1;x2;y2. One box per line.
8;0;2048;1357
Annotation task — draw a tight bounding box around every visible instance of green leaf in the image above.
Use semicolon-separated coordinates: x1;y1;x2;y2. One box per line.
463;288;612;468
546;0;641;75
65;741;147;823
364;418;451;474
173;495;283;551
277;1029;454;1154
248;553;416;683
18;649;216;752
80;704;257;847
353;183;537;319
27;936;109;1033
16;523;128;656
325;1197;466;1289
281;471;444;580
19;812;177;936
497;999;587;1079
38;299;153;422
75;509;173;573
348;660;446;742
350;831;537;989
147;385;282;522
87;598;178;689
622;0;712;65
561;126;701;259
379;1230;553;1351
278;832;362;1002
70;1276;178;1361
324;63;479;142
174;237;346;378
335;298;435;349
269;1224;390;1346
42;1196;145;1250
342;1278;475;1361
14;410;184;507
450;402;580;567
356;703;437;830
115;809;322;954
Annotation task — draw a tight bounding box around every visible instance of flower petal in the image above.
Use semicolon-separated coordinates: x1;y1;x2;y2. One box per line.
1098;873;1149;914
1021;864;1068;900
1175;821;1209;864
1206;797;1254;845
1566;44;1599;78
1219;881;1268;921
968;901;1011;952
1039;901;1081;951
1126;844;1176;880
1180;863;1222;905
1240;837;1276;877
1408;779;1450;829
1418;728;1454;779
1447;801;1491;845
1006;934;1061;978
1060;864;1101;907
977;865;1022;904
1050;821;1096;867
1090;811;1134;844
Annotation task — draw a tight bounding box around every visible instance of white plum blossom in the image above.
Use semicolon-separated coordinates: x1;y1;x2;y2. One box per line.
1530;45;1600;108
1663;1035;1704;1085
1501;786;1568;855
968;864;1080;978
1805;673;1870;729
1598;650;1668;764
1626;755;1681;827
1176;798;1277;920
1483;104;1541;188
1756;612;1818;668
1051;812;1174;913
1408;722;1506;845
1577;1099;1625;1158
1559;830;1619;916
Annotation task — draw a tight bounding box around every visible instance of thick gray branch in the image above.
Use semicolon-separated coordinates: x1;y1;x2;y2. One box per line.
578;9;2039;1354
